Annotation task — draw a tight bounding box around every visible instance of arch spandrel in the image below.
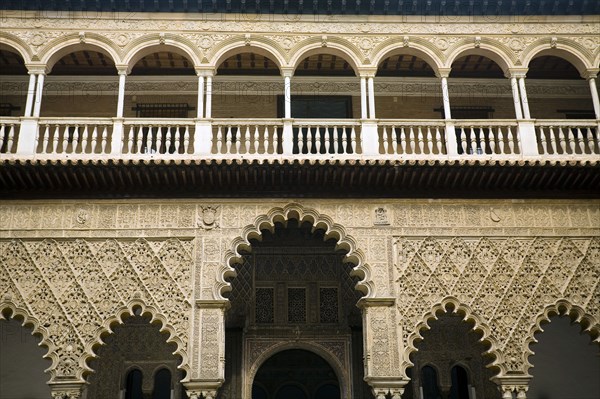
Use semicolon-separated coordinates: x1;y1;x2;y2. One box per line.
521;38;594;76
370;37;445;75
38;33;122;72
404;297;504;379
445;38;517;74
123;34;202;73
82;298;191;382
208;35;287;70
288;37;363;76
0;33;34;64
218;203;373;301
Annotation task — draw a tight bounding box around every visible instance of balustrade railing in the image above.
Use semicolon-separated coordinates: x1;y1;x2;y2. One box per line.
535;121;599;157
379;121;446;157
123;119;194;155
37;118;113;155
1;117;598;162
0;118;20;154
454;120;520;156
212;119;282;156
293;120;360;155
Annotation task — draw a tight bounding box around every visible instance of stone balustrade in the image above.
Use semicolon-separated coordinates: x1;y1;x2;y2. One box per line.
1;117;598;162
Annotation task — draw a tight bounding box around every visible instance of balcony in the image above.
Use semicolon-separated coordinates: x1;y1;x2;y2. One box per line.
1;116;598;163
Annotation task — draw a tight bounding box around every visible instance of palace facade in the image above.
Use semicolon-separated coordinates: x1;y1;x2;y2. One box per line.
1;1;599;399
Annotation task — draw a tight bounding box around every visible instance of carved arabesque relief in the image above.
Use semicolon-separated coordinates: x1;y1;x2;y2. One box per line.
0;238;193;382
395;236;600;377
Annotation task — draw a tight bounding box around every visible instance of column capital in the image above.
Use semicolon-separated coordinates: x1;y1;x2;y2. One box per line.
49;381;86;399
582;68;599;80
195;67;215;77
281;67;294;78
358;67;377;78
492;375;531;398
184;381;223;399
25;63;48;75
507;68;528;78
116;64;129;75
436;68;452;78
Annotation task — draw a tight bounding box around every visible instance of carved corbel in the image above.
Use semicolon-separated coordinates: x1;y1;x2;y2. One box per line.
49;382;85;399
493;375;531;399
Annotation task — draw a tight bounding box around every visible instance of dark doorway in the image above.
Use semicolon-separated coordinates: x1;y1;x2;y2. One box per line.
253;349;340;399
277;95;352;119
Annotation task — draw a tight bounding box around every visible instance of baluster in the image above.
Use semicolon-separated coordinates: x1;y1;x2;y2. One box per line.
585;127;594;154
594;127;600;154
477;127;486;154
350;127;357;154
239;125;246;154
263;126;270;154
507;126;515;154
383;125;398;154
555;126;565;154
306;127;313;153
0;124;5;152
548;126;557;154
101;125;108;153
174;126;181;154
417;127;425;154
183;126;190;154
576;127;584;154
382;126;389;154
315;127;322;154
322;126;329;154
538;126;547;154
252;126;259;154
71;125;80;154
61;125;70;153
143;125;151;154
487;126;495;154
567;127;576;154
127;126;135;154
468;126;477;154
408;126;415;154
42;124;50;153
435;127;442;154
163;126;171;154
496;127;504;154
7;125;15;153
132;126;140;154
400;127;407;154
216;125;223;154
225;126;232;154
459;127;467;154
81;125;89;154
52;125;60;154
340;126;346;154
426;126;433;154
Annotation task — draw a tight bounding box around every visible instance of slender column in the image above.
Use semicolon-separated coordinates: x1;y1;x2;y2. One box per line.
205;75;213;119
518;77;531;119
360;76;367;119
284;75;292;119
510;76;523;119
116;71;127;118
367;76;376;119
197;74;205;118
24;73;37;117
441;76;451;119
32;73;45;117
588;76;600;119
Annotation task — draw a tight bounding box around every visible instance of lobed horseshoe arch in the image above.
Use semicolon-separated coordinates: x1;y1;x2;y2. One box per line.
522;299;600;375
81;298;190;383
247;342;350;399
404;297;504;379
0;299;57;380
217;203;373;300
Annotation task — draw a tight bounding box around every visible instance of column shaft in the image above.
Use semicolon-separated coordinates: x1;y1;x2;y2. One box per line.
197;75;205;119
24;73;36;117
32;73;45;118
511;77;523;119
518;77;531;119
360;77;367;119
205;76;213;119
441;76;451;119
588;77;600;119
368;77;376;119
284;75;291;119
116;73;126;118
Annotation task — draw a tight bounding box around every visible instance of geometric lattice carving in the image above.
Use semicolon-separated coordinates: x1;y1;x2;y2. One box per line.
255;288;274;324
395;236;600;376
0;238;193;382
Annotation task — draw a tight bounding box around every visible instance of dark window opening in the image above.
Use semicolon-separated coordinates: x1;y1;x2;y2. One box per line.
125;369;144;399
421;366;442;399
435;106;495;120
557;109;596;119
0;103;21;117
132;103;194;118
152;368;172;399
450;365;470;399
